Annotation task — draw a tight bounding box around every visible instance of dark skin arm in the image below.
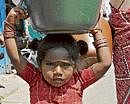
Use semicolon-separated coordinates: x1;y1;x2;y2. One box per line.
89;30;112;79
3;7;28;73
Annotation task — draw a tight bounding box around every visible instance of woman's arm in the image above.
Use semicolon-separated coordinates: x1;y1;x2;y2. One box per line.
3;7;28;73
90;30;112;79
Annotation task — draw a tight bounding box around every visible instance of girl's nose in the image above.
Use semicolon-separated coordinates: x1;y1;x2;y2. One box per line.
54;66;63;75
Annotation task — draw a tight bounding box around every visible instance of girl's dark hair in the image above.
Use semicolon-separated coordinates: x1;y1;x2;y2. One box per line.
28;38;39;51
37;34;80;66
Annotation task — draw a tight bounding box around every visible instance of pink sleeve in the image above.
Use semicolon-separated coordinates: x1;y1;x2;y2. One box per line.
19;62;40;84
78;67;97;89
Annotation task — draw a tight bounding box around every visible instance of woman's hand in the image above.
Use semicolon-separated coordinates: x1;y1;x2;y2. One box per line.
6;7;28;25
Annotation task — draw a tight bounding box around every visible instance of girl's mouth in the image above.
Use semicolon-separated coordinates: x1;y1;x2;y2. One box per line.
53;78;64;83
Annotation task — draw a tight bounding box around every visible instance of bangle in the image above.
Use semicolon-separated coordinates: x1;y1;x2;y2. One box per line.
4;36;16;40
93;38;108;49
4;21;15;31
3;33;16;40
96;44;108;49
93;38;107;44
94;41;107;47
93;38;107;47
3;20;16;39
94;42;108;48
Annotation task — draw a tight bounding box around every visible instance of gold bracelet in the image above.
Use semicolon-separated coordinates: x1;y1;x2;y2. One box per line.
3;32;16;39
4;36;16;40
4;21;15;31
93;38;107;46
96;43;108;49
94;41;107;47
3;21;16;39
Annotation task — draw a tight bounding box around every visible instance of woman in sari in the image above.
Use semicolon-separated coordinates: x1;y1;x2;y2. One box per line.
109;0;130;103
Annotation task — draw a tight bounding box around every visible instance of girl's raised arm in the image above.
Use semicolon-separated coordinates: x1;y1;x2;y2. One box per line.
90;30;112;79
3;7;28;73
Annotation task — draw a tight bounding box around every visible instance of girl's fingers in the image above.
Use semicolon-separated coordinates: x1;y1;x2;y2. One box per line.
90;29;98;35
12;7;28;19
6;7;28;24
90;28;102;35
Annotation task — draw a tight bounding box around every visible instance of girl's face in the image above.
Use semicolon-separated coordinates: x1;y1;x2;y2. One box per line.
41;47;75;87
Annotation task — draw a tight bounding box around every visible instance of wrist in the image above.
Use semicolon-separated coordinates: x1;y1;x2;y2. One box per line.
4;21;15;31
90;29;103;40
93;32;103;40
6;15;17;25
93;38;108;49
3;21;16;39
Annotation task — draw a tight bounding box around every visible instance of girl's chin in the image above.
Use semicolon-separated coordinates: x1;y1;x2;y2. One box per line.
45;78;67;87
51;84;63;87
50;82;65;87
48;80;66;87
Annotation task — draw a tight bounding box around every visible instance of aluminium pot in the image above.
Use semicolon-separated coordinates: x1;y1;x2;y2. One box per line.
24;0;102;34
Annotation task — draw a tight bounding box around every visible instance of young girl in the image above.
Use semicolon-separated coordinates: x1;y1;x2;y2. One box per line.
3;7;111;104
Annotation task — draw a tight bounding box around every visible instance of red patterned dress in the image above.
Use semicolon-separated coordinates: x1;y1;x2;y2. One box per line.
109;5;130;104
20;62;97;104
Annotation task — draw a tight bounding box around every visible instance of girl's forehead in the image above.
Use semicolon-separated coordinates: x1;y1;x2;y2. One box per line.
44;47;70;61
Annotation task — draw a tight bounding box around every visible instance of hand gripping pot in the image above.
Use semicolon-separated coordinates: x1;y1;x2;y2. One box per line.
24;0;102;34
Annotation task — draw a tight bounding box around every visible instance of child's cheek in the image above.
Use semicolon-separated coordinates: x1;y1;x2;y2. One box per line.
43;70;54;79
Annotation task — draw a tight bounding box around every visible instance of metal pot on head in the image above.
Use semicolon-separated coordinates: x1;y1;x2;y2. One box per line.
24;0;102;34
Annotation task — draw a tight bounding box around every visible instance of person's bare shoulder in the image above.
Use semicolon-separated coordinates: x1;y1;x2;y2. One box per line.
110;0;130;10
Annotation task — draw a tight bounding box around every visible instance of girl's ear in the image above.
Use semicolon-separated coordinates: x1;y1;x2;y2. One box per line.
77;40;88;55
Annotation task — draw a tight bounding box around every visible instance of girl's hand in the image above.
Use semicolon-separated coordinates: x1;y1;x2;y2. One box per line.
6;7;28;25
90;29;102;36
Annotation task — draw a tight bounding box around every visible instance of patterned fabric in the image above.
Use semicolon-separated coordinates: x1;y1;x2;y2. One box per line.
109;5;130;104
20;62;97;104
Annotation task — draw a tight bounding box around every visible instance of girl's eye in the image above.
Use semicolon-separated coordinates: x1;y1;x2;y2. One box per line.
46;62;54;66
63;63;71;67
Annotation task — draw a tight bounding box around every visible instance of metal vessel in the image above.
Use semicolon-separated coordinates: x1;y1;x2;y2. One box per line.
24;0;102;34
